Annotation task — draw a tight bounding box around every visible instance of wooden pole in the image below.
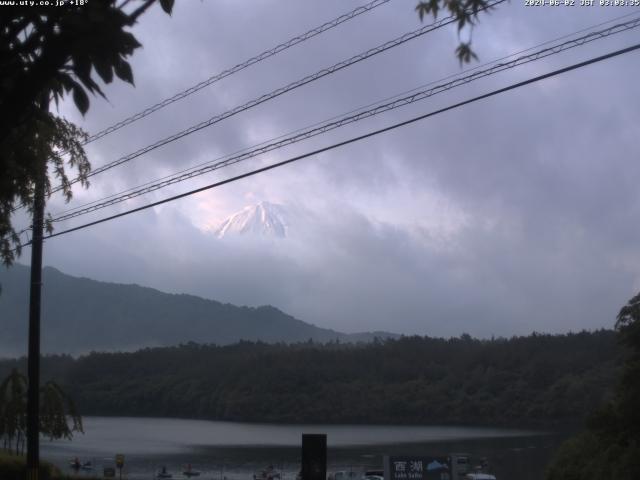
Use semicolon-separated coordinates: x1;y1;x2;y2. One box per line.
26;154;45;480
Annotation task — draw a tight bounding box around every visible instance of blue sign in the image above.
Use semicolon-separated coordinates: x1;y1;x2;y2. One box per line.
384;456;451;480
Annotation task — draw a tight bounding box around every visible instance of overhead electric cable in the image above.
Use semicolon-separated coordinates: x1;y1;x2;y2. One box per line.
50;0;505;195
48;16;640;224
83;0;393;146
11;9;638;223
8;0;394;216
51;10;640;220
18;41;637;248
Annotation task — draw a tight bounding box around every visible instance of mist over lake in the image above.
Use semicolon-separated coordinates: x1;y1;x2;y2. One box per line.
41;417;561;480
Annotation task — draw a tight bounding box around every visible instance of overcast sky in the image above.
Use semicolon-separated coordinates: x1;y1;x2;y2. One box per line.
10;0;640;337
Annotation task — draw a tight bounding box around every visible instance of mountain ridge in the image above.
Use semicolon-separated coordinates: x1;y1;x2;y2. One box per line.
0;264;397;356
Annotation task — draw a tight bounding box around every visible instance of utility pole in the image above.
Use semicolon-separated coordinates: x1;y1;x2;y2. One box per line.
26;151;46;480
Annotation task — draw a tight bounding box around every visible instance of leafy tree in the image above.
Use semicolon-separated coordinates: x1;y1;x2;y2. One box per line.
0;370;27;455
0;110;89;264
546;293;640;480
0;0;175;265
611;292;640;442
0;370;82;455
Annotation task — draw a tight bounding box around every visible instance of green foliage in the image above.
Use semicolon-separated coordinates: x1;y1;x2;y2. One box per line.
39;381;83;441
0;331;620;427
0;450;82;480
545;293;640;480
415;0;498;63
0;370;27;454
0;0;174;266
0;370;83;455
545;432;640;480
455;42;478;64
0;112;89;265
159;0;175;15
616;292;640;358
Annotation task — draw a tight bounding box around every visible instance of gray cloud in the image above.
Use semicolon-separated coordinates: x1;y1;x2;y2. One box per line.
13;0;640;338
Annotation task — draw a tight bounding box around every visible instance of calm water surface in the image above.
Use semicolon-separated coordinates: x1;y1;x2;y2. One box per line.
41;417;565;480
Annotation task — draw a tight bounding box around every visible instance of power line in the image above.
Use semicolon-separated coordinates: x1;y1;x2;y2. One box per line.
17;9;638;221
22;42;638;247
8;0;393;216
51;0;505;195
9;1;391;215
50;10;640;220
48;15;640;224
83;0;393;146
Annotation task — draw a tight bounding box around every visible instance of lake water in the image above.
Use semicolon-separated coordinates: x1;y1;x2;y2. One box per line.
41;417;566;480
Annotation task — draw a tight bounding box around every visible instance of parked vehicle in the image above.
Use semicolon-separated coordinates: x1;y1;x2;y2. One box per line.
328;471;359;480
464;474;497;480
362;469;384;480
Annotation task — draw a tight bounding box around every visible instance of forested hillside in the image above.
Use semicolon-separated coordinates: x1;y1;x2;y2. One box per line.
0;331;620;427
0;264;394;356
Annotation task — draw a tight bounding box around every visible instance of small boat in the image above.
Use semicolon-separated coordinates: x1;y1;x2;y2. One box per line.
69;459;93;471
157;466;173;479
183;465;201;477
254;465;281;480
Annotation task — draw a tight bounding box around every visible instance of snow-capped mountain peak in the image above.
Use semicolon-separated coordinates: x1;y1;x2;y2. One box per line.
215;202;289;239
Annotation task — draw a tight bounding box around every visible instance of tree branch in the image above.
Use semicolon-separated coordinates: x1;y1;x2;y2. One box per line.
126;0;156;25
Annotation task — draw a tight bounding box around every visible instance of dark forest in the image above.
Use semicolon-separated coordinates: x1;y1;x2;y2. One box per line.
0;330;619;427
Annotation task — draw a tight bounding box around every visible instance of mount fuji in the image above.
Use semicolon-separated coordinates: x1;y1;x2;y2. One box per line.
214;201;289;239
